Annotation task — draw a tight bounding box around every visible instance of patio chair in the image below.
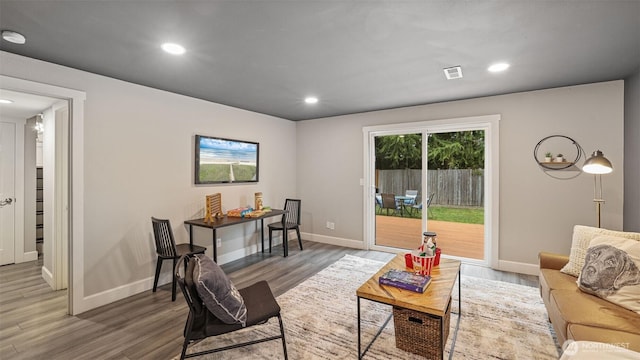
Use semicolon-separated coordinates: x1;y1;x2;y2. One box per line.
426;192;436;217
380;193;399;216
404;190;418;205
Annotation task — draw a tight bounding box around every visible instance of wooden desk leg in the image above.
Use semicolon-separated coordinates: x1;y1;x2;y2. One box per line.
212;229;217;263
260;219;265;253
189;224;194;246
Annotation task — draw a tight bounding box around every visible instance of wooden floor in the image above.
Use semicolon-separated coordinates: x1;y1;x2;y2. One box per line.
0;241;537;360
375;215;485;259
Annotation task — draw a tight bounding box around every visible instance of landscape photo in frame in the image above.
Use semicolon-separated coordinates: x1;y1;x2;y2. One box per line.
195;134;259;184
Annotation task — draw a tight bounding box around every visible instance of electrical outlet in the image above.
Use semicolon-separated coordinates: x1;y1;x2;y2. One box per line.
216;238;222;248
326;221;335;230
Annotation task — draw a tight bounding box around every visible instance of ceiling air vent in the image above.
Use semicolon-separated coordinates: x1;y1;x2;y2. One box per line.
443;66;463;80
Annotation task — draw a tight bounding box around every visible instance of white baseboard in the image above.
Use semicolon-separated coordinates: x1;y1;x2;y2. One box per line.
301;232;365;249
41;265;55;290
22;251;38;262
497;259;539;276
83;276;155;311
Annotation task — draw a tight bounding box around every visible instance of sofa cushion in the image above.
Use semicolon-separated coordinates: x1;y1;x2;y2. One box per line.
551;289;640;336
560;225;640;277
560;340;640;359
577;236;640;314
193;254;247;326
540;268;578;306
567;327;640;353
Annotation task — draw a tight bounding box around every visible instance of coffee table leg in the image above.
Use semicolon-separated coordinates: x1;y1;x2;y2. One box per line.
447;269;462;360
357;297;362;359
358;298;393;359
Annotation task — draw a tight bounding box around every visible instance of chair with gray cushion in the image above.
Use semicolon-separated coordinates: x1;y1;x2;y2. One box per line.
151;217;206;301
268;199;302;257
175;254;288;359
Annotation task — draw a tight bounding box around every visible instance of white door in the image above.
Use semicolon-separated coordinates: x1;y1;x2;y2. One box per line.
0;121;16;265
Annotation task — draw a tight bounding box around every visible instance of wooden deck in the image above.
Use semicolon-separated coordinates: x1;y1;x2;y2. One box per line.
375;215;485;260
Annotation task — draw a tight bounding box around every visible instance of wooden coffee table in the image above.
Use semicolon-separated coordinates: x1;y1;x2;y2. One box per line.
356;254;461;359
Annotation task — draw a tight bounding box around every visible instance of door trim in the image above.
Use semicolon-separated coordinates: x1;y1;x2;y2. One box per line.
1;75;86;315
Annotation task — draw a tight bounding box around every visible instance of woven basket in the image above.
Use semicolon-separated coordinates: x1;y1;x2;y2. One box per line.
393;298;451;359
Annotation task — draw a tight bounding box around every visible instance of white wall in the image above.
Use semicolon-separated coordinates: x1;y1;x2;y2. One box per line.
624;68;640;232
0;51;296;312
297;81;624;269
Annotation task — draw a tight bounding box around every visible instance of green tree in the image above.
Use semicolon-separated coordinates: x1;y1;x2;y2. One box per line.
375;134;422;169
428;131;484;169
375;131;484;170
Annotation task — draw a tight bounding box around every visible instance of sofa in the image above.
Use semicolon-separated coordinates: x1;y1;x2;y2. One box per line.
539;251;640;352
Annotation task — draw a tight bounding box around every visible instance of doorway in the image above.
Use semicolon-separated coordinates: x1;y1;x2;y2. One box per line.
363;115;500;267
0;86;72;312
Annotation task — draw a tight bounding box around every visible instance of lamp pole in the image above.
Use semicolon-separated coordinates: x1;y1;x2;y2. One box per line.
583;150;612;228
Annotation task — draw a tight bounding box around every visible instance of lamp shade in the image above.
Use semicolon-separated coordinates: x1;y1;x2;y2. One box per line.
582;150;613;174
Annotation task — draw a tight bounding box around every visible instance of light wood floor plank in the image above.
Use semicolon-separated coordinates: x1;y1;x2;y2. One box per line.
0;241;537;359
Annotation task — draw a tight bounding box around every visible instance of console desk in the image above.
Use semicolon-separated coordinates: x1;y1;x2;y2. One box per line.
184;209;286;262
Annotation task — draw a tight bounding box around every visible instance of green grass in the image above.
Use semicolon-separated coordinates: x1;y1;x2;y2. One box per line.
428;206;484;224
379;205;484;224
199;164;256;182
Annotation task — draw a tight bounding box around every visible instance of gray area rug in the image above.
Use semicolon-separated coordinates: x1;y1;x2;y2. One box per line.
175;254;559;359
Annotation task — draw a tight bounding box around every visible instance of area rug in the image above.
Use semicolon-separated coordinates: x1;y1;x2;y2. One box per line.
175;255;559;359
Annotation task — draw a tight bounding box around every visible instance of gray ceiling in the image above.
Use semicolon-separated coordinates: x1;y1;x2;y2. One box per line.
1;1;638;121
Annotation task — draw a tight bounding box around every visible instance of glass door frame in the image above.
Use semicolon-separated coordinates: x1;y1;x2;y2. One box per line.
362;114;500;268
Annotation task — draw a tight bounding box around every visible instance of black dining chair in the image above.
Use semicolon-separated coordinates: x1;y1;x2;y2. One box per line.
268;199;302;257
151;217;207;301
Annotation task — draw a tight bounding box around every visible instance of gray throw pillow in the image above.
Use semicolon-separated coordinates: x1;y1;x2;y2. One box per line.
193;254;247;326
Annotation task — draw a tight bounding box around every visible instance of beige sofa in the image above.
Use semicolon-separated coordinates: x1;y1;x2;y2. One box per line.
538;251;640;352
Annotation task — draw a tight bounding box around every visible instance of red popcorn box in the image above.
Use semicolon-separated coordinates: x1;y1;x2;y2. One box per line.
411;251;435;276
434;248;441;266
404;253;413;269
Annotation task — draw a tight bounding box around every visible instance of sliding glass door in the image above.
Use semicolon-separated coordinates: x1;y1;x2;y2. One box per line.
374;133;423;249
364;116;497;266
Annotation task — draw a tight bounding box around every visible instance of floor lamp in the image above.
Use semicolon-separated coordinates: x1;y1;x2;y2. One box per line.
582;150;613;228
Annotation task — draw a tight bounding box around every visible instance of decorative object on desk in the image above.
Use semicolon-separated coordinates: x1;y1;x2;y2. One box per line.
254;192;263;210
194;134;259;184
582;149;613;228
204;193;222;223
227;207;252;218
545;152;553;162
245;209;265;218
378;269;431;293
555;153;564;162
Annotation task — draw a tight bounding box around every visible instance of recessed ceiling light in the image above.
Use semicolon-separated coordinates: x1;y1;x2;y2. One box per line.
0;99;14;104
304;96;318;104
1;30;26;44
488;63;510;73
161;42;186;55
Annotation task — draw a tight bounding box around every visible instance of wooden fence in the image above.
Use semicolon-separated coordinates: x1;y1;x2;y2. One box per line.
376;169;484;207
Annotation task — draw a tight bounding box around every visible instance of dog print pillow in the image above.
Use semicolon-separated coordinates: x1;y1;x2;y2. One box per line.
577;235;640;314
